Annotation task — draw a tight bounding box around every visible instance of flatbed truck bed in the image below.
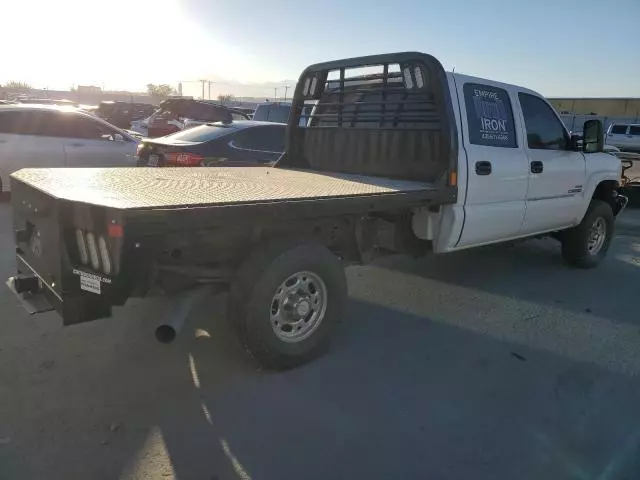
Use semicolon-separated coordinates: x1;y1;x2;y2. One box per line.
11;166;447;210
11;166;454;232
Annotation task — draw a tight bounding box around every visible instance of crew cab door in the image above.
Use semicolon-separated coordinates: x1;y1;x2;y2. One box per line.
516;93;586;234
454;78;529;247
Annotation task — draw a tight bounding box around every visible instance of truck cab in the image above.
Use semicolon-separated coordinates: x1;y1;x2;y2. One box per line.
436;72;623;251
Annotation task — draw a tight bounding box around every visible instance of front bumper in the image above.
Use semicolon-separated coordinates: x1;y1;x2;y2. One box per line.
614;193;629;216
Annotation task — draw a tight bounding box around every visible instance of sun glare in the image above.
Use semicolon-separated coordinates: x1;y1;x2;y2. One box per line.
0;0;282;91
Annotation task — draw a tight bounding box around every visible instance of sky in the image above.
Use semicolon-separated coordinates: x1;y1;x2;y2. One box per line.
1;0;639;98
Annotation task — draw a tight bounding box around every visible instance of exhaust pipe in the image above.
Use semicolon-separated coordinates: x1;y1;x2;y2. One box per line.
155;286;209;344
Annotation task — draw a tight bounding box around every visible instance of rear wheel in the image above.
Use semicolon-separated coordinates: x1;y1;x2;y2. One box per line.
561;200;614;268
228;241;347;370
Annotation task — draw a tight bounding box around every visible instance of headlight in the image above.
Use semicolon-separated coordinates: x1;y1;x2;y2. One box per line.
98;236;112;274
86;232;100;270
75;229;89;264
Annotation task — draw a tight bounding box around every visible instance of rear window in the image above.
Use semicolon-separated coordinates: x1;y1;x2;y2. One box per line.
629;126;640;136
253;104;290;123
163;123;236;142
610;124;628;135
463;83;517;148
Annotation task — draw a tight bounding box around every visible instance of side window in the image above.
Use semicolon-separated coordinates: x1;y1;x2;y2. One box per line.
50;114;118;140
629;126;640;136
518;93;568;150
232;126;285;152
0;111;58;136
610;125;628;135
463;83;517;148
0;111;21;133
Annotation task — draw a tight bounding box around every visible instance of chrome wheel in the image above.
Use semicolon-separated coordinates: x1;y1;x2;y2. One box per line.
270;271;328;343
587;217;606;255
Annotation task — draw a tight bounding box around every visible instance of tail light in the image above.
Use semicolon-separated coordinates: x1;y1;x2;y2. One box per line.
75;228;89;264
97;236;112;274
165;152;204;166
75;229;115;275
85;232;100;270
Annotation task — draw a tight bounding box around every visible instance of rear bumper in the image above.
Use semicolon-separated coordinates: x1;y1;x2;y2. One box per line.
8;253;114;325
7;255;61;315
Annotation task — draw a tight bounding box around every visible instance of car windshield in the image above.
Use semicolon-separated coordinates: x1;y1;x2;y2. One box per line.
253;104;290;123
163;123;237;142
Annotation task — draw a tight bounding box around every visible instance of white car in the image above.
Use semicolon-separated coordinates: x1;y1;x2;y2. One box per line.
606;123;640;152
0;105;139;194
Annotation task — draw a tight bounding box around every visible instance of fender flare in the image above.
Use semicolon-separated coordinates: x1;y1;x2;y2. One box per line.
578;173;620;220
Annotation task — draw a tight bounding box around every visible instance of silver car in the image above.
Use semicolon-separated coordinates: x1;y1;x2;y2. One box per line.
606;123;640;152
0;105;139;194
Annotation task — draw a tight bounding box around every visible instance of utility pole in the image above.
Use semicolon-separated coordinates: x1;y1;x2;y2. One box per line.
208;81;211;100
274;87;277;102
200;80;206;100
283;85;289;100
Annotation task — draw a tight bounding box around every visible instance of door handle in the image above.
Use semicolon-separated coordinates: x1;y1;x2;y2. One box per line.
68;142;85;147
531;161;544;174
475;161;492;175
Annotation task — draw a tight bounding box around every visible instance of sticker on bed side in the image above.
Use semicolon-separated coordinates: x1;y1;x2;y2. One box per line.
79;272;101;295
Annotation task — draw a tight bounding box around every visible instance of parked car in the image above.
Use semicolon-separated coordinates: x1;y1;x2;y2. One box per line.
95;101;155;130
136;120;285;167
232;107;256;119
252;102;291;123
17;98;78;107
0;105;139;194
606;123;640;152
131;99;249;138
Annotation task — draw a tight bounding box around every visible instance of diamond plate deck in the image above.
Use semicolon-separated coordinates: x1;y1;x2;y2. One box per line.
11;167;436;210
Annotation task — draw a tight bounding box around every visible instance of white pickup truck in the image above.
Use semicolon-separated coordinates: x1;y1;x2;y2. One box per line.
7;52;627;369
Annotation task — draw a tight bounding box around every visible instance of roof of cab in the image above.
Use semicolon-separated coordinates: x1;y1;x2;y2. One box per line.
447;71;542;98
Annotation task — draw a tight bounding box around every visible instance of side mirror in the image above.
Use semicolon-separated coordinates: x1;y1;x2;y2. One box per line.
583;119;604;153
113;133;125;142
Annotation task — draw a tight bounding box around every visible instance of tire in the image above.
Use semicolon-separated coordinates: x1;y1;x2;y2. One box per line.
561;199;614;268
228;241;347;370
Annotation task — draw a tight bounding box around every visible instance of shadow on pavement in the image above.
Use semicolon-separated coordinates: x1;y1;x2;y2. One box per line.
5;295;640;479
366;236;640;327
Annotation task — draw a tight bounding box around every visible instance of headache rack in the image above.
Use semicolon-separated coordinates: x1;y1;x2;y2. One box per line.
279;52;458;184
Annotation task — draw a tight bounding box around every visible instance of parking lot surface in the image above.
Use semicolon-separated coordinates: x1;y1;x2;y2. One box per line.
1;203;640;479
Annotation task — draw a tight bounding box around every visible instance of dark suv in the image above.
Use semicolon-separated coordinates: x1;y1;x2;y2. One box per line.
140;99;249;138
95;101;155;129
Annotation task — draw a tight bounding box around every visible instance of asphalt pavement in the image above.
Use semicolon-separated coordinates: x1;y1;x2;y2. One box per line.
1;204;640;480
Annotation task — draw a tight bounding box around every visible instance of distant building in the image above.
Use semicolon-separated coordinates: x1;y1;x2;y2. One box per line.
548;98;640;117
77;85;102;94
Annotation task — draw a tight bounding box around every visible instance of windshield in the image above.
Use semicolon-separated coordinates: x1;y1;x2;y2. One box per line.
162;123;236;142
253;104;290;123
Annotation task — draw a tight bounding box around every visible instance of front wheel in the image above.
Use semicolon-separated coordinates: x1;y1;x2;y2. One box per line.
228;241;347;370
561;199;614;268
